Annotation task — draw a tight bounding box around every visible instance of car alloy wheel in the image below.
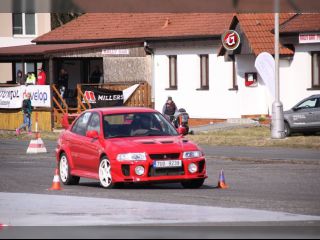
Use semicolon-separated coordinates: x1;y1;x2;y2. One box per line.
99;157;113;189
60;154;69;183
59;153;80;185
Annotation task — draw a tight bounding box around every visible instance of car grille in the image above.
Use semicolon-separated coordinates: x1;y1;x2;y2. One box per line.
148;164;185;177
149;153;180;160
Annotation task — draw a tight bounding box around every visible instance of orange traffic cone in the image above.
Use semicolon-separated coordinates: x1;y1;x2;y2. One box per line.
217;169;229;189
49;168;63;191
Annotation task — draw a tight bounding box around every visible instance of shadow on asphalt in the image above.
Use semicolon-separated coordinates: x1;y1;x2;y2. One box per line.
78;182;216;190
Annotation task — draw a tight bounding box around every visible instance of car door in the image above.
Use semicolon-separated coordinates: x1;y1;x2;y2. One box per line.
69;112;92;170
290;98;318;129
76;112;102;173
311;97;320;128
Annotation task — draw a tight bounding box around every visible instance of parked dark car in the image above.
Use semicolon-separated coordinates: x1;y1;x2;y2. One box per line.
284;95;320;137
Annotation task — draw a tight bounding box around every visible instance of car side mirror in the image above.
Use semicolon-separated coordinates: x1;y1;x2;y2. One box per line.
86;130;99;139
292;107;299;112
177;126;188;136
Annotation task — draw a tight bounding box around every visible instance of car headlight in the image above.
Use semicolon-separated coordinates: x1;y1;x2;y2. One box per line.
117;153;147;161
183;151;203;159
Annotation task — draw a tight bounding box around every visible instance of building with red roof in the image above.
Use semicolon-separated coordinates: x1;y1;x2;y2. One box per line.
0;13;319;130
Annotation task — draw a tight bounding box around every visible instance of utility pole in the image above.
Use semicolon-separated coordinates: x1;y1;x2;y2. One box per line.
272;0;285;139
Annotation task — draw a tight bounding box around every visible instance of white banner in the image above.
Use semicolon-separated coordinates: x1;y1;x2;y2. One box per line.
255;52;276;101
0;85;51;109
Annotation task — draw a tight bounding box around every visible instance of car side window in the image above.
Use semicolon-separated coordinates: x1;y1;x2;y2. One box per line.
297;98;317;109
87;113;101;134
71;112;92;136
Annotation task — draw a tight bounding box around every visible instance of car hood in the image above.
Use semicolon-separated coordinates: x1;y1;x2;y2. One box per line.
104;136;200;159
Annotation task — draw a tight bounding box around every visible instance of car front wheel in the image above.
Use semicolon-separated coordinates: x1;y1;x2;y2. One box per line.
99;157;115;189
181;179;205;189
59;153;80;185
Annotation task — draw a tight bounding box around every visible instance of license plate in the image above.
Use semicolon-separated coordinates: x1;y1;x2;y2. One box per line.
153;160;182;168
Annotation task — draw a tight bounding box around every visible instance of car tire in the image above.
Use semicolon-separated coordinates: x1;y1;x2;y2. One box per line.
181;179;205;189
99;157;116;189
59;153;80;185
284;122;291;137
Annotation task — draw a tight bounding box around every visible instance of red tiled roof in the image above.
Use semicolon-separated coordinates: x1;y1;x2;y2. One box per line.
33;13;234;43
237;13;295;56
280;14;320;34
0;42;142;56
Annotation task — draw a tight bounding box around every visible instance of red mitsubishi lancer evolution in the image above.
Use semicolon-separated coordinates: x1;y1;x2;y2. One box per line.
56;107;207;189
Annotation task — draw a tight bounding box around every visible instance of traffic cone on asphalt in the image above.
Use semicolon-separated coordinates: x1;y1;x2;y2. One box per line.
26;132;47;154
217;169;229;189
48;168;63;191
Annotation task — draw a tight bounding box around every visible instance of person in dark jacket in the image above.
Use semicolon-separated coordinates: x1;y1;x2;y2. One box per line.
16;93;33;135
57;68;69;99
162;96;178;122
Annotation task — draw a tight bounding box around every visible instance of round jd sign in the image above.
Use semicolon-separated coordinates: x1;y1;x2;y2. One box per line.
222;30;241;51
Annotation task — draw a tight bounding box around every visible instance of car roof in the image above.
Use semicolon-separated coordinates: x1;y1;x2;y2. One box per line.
85;107;158;115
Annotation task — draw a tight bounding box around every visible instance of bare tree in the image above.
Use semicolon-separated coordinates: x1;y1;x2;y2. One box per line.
51;13;83;30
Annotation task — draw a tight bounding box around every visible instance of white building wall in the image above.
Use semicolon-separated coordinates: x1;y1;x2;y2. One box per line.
235;55;270;116
154;43;320;120
154;46;241;119
280;44;320;111
0;13;51;83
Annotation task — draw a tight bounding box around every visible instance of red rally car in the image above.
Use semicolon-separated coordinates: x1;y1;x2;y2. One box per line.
56;107;207;189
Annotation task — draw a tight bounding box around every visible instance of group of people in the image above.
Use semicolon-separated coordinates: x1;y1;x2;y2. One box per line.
16;68;47;86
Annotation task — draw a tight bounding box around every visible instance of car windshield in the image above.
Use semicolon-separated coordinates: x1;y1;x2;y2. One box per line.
103;112;178;139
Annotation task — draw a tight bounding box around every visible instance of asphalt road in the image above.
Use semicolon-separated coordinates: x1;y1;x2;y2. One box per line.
0;138;320;238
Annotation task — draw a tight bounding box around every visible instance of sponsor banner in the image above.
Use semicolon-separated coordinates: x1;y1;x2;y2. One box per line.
0;86;22;109
0;85;51;109
23;85;51;108
82;86;124;108
299;33;320;44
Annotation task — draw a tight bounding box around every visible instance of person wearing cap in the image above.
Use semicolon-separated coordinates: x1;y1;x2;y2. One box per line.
37;67;47;85
162;96;178;122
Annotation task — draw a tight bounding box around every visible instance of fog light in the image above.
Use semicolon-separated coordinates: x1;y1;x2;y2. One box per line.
188;163;198;174
135;166;145;176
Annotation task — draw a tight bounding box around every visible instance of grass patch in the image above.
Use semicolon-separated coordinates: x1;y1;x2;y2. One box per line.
188;126;320;149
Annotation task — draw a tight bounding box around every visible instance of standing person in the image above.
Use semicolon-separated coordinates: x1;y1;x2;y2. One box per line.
16;70;24;85
57;68;69;99
37;67;47;85
90;66;103;84
16;93;33;135
162;96;178;122
25;72;36;85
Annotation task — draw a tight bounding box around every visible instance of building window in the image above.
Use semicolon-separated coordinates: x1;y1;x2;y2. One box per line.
13;13;36;36
229;57;238;91
312;53;320;88
199;55;209;90
168;55;177;90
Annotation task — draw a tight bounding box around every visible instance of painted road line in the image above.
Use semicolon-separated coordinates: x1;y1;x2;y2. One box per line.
1;193;320;226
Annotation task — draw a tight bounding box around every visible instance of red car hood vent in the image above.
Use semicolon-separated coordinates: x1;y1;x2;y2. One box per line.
160;141;174;144
141;141;156;145
140;140;174;144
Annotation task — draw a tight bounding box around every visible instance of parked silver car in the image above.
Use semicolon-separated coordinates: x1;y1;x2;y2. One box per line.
284;95;320;137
